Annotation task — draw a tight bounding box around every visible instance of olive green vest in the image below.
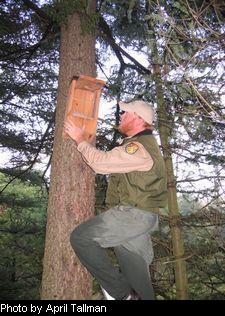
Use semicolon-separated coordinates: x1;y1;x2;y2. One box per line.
105;131;168;212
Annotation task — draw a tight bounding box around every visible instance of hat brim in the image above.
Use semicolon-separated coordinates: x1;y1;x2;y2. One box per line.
119;102;132;112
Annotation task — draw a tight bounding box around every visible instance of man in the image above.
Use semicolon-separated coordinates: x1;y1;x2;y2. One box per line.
64;100;167;300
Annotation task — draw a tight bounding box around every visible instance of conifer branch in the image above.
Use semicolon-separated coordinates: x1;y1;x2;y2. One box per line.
0;118;54;194
98;16;151;75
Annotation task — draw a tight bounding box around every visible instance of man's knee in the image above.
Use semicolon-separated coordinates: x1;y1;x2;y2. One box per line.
70;217;101;251
70;226;83;250
70;222;94;250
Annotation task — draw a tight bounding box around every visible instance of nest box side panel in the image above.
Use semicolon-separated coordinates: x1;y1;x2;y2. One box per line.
63;76;105;141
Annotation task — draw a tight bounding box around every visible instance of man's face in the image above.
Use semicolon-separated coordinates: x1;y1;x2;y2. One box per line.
118;111;137;135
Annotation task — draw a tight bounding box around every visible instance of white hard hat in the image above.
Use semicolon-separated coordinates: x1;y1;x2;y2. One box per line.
119;100;154;125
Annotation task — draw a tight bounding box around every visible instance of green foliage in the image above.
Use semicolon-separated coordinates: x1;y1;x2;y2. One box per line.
172;1;189;16
0;0;57;187
152;196;225;299
184;223;225;300
205;154;225;165
100;0;147;48
47;0;99;34
95;175;107;214
0;173;47;300
0;168;44;187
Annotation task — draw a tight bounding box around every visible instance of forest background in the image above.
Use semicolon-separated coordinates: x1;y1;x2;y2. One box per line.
0;0;225;300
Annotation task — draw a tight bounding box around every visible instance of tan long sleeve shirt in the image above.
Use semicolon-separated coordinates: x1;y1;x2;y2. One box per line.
77;140;154;174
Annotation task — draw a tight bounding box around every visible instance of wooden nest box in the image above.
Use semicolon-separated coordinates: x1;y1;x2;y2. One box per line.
63;75;106;141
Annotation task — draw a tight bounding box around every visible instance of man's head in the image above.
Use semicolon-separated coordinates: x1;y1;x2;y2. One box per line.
118;100;154;136
119;100;154;125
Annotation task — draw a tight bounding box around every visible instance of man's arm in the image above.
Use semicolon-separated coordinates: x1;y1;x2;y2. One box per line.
64;119;154;174
77;140;153;174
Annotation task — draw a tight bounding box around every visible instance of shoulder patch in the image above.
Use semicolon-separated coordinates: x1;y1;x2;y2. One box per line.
125;142;139;155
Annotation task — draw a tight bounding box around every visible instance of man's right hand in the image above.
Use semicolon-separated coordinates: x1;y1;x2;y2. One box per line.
64;118;85;145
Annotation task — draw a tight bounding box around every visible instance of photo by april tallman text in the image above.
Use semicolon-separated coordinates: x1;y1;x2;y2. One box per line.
0;303;107;313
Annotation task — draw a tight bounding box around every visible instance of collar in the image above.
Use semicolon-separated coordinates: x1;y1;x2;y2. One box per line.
132;129;153;137
121;129;153;144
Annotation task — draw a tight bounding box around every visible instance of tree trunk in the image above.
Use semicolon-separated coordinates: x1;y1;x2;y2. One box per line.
156;73;189;300
146;2;188;299
41;9;96;299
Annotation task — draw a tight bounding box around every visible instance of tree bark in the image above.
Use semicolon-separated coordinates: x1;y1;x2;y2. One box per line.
41;9;96;299
146;2;188;299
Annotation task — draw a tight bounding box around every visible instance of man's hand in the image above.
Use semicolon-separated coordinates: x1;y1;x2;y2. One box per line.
64;119;85;145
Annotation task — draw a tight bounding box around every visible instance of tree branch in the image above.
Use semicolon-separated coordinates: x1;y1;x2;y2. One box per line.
98;16;151;75
0;118;54;194
22;0;52;23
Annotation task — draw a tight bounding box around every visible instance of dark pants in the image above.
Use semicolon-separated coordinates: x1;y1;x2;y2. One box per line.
70;212;155;300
